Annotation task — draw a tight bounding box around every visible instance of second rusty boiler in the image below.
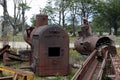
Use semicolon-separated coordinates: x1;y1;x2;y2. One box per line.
24;14;70;76
74;19;113;55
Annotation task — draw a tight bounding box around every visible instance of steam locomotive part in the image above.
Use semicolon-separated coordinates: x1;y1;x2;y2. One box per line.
24;14;48;46
24;14;70;76
74;19;114;55
74;36;99;55
32;24;70;76
0;67;34;80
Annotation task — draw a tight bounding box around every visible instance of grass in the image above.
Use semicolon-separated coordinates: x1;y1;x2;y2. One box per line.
0;33;76;43
0;32;24;42
115;36;120;44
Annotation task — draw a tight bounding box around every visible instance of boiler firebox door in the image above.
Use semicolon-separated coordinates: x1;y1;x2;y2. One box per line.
48;47;60;57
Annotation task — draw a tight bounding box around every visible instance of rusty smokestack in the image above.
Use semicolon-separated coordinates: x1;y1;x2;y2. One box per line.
36;14;48;27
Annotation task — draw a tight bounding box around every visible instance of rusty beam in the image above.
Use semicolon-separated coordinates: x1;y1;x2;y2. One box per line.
97;51;108;80
71;50;97;80
0;76;13;80
0;67;34;80
0;45;10;55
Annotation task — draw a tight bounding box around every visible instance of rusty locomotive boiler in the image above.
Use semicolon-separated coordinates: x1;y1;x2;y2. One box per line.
74;19;113;55
24;14;70;76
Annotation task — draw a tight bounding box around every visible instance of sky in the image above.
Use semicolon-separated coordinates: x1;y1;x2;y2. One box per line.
0;0;47;25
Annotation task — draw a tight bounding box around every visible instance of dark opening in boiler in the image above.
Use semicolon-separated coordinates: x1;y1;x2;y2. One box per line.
48;47;60;57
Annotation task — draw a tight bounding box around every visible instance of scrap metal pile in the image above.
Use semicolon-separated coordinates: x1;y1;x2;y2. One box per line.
0;14;120;80
72;19;120;80
0;13;70;79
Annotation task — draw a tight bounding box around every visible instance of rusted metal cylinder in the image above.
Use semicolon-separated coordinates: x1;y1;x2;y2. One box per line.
74;36;99;55
74;36;114;56
74;19;114;55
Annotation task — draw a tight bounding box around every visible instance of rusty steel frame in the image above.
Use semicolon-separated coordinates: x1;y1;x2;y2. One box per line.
72;46;113;80
110;55;120;80
71;50;98;80
0;76;13;80
97;51;108;80
0;45;10;55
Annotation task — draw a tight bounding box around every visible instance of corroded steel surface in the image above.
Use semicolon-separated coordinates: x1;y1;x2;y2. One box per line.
72;45;116;80
74;36;99;55
71;50;98;80
74;19;99;55
74;19;113;55
0;44;10;55
32;24;70;76
24;14;70;76
36;14;48;27
24;14;48;46
111;55;120;80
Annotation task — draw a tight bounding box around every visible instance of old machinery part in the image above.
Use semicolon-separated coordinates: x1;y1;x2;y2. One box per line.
71;50;98;80
0;44;10;56
0;67;34;80
36;14;48;27
23;14;70;76
74;19;114;55
31;24;70;76
72;44;117;80
24;14;48;46
96;37;113;49
74;36;99;55
3;50;29;66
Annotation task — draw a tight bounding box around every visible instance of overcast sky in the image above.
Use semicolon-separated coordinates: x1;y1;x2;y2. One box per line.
0;0;47;25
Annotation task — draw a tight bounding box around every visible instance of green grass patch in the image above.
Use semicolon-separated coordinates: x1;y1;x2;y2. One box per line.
0;33;24;42
69;36;76;43
117;49;120;55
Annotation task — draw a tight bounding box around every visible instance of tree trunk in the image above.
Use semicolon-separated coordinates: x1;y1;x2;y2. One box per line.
3;0;8;37
59;11;61;25
22;5;25;34
114;27;118;35
72;15;76;36
13;26;17;36
109;20;112;35
111;17;118;35
61;0;65;27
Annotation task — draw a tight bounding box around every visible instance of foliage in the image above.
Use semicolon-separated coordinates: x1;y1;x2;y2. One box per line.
93;0;120;35
0;0;31;36
30;15;36;26
91;16;110;34
41;0;96;36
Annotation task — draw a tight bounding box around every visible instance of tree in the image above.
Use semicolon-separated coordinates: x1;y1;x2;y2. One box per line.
42;0;96;36
74;0;96;23
43;0;69;27
0;0;31;35
0;0;8;36
65;0;96;36
66;0;79;36
93;0;120;35
30;15;36;26
18;1;31;33
92;16;109;35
